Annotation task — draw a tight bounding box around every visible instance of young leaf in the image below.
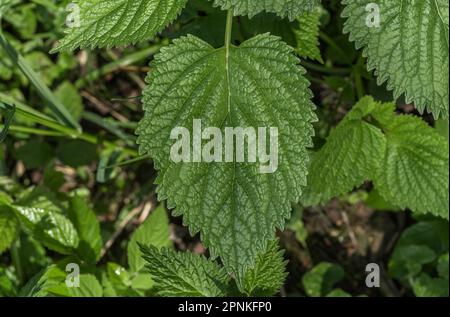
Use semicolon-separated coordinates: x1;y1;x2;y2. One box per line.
241;240;287;296
136;34;316;278
0;204;19;254
52;0;188;52
68;195;102;264
127;205;171;273
372;115;449;220
293;8;323;62
302;97;387;206
212;0;320;21
140;245;230;297
342;0;449;118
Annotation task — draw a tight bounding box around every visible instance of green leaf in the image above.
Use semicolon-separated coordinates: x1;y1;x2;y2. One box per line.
302;262;345;297
52;0;188;52
342;0;449;118
54;81;83;121
437;253;449;280
67;274;103;297
302;97;387;206
0;204;19;253
372;115;449;219
67;195;102;264
412;273;449;297
303;96;449;218
0;266;17;296
394;220;449;256
136;34;316;278
293;8;323;62
140;245;230;297
15;139;53;169
11;189;79;254
212;0;320;21
128;205;171;273
19;265;68;297
241;240;287;296
326;288;351;297
56;140;97;168
389;245;436;279
106;263;140;296
19;265;103;297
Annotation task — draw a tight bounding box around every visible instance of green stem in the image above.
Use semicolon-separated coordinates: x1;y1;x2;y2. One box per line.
10;241;23;285
2;125;66;137
319;32;352;65
0;31;81;131
225;10;233;48
0;93;138;157
301;61;351;75
75;46;161;88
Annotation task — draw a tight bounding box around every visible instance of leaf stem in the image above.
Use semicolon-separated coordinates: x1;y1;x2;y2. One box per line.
225;10;233;48
0;31;81;132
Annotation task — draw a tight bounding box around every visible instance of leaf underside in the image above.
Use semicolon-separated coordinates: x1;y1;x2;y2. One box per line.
52;0;188;52
212;0;320;21
342;0;449;118
136;34;316;278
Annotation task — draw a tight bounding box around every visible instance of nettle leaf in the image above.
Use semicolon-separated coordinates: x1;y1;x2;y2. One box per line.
127;205;172;273
302;97;387;206
294;8;323;62
212;0;320;21
0;204;20;254
136;34;316;279
242;240;287;296
342;0;449;118
52;0;188;52
372;114;449;219
303;96;449;219
140;245;230;297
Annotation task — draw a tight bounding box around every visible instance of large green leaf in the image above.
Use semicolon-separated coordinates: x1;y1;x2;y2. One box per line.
140;245;230;297
212;0;320;20
52;0;188;52
342;0;449;118
136;34;316;279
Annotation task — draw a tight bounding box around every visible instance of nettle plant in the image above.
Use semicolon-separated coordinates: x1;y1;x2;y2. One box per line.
1;0;448;297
